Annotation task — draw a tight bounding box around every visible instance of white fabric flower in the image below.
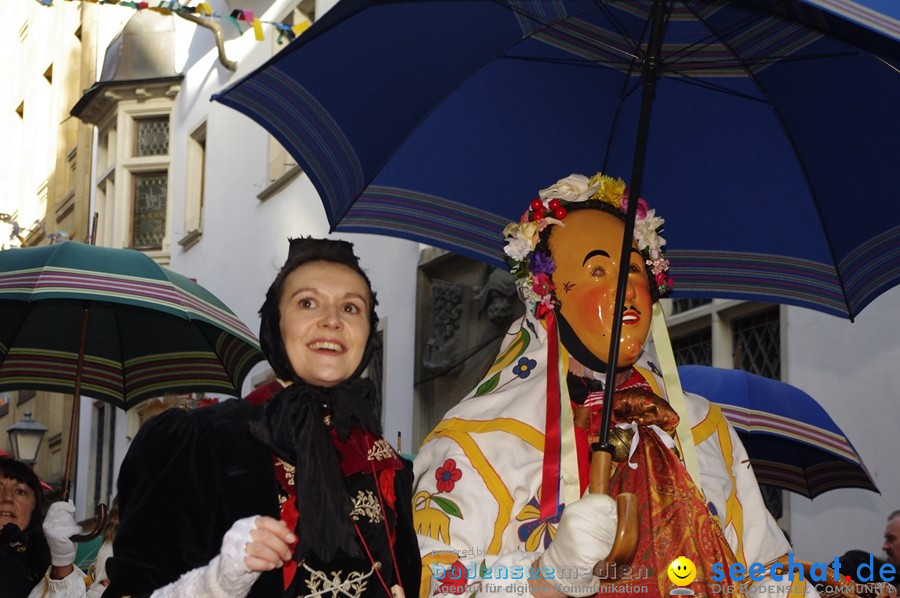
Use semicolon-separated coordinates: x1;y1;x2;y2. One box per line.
634;210;666;258
538;174;599;203
504;237;532;261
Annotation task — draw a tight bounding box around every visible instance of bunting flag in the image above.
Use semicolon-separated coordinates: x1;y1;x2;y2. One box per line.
31;0;311;43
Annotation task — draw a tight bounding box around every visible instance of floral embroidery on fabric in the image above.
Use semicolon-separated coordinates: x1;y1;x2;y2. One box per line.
350;489;383;523
277;458;296;486
432;560;470;595
302;563;372;598
516;488;563;551
367;438;394;461
435;459;462;492
512;357;537;379
414;461;464;543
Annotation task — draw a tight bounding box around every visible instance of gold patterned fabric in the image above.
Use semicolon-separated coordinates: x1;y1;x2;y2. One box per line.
599;427;741;598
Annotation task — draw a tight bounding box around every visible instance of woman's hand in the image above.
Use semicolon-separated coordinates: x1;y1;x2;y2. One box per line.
149;515;296;598
214;516;294;591
241;516;296;571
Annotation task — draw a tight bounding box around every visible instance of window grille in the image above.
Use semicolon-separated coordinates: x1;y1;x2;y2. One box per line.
672;328;712;366
133;173;167;249
671;298;711;315
135;118;169;157
733;308;780;379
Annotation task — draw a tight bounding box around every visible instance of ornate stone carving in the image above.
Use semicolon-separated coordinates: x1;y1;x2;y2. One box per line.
422;280;463;373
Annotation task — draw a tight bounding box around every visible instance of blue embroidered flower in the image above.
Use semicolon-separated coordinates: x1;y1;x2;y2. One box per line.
516;491;563;551
513;357;537;379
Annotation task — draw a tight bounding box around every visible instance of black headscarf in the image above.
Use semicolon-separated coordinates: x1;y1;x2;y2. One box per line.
0;457;50;595
250;238;382;563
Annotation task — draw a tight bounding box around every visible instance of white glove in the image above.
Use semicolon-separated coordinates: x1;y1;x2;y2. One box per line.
150;516;293;598
540;494;617;597
43;500;81;567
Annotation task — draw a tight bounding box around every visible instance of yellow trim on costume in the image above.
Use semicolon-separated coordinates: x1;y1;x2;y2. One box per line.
421;552;462;598
633;365;663;397
714;413;747;566
427;428;515;554
424;418;544;451
692;402;724;445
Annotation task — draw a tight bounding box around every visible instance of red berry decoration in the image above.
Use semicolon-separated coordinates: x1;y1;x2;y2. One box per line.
548;199;562;210
553;207;568;219
532;208;546;221
530;199;544;211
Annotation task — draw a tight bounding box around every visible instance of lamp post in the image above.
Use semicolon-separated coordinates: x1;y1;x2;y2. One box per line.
7;411;48;465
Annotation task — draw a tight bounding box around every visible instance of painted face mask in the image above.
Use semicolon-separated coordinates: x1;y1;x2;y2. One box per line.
549;209;653;369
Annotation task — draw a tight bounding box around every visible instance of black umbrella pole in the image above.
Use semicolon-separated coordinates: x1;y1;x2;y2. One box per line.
595;0;670;455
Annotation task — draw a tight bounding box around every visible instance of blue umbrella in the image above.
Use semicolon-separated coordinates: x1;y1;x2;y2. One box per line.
677;365;878;498
214;0;900;321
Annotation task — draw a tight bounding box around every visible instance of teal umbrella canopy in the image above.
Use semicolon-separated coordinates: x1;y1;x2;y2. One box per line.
0;242;264;409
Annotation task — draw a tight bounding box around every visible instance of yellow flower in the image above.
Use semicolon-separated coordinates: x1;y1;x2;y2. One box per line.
589;172;627;208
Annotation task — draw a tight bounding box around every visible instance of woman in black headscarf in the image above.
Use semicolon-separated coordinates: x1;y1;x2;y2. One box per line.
0;456;50;597
104;238;420;598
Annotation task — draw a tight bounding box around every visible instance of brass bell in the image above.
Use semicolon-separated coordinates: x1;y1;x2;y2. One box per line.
608;427;634;462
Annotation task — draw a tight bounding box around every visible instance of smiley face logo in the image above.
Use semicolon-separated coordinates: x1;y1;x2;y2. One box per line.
667;556;697;586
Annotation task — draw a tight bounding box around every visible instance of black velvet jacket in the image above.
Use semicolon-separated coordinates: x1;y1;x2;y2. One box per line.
1;522;47;598
104;399;420;598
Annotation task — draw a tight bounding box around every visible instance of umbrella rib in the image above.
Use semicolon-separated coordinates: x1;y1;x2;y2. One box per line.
111;301;129;408
332;0;624;227
661;0;794;68
0;302;36;381
681;0;855;318
599;0;663;174
336;0;654;228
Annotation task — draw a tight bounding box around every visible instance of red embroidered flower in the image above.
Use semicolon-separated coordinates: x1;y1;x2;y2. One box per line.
531;272;554;297
433;561;470;595
435;459;462;493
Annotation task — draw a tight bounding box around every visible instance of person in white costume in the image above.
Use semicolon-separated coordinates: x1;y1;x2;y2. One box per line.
413;172;820;598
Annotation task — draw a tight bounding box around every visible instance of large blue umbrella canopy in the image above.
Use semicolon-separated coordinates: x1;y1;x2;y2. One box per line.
677;365;877;498
215;0;900;320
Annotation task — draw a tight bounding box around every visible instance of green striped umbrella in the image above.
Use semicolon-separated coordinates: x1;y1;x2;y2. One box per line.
0;242;265;500
0;242;263;406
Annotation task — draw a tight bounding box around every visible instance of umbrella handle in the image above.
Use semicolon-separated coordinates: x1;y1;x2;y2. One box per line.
70;503;108;543
588;450;638;577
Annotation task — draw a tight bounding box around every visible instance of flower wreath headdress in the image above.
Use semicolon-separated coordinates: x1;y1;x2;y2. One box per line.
503;172;673;318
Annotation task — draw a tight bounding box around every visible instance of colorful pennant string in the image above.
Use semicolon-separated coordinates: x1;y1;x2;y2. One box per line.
31;0;311;43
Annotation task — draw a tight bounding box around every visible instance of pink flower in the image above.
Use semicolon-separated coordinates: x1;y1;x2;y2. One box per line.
619;194;649;220
655;271;667;285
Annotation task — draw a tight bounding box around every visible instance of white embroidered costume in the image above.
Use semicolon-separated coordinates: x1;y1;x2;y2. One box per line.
413;312;815;598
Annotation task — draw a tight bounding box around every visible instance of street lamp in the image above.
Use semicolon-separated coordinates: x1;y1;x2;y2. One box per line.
7;411;48;465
